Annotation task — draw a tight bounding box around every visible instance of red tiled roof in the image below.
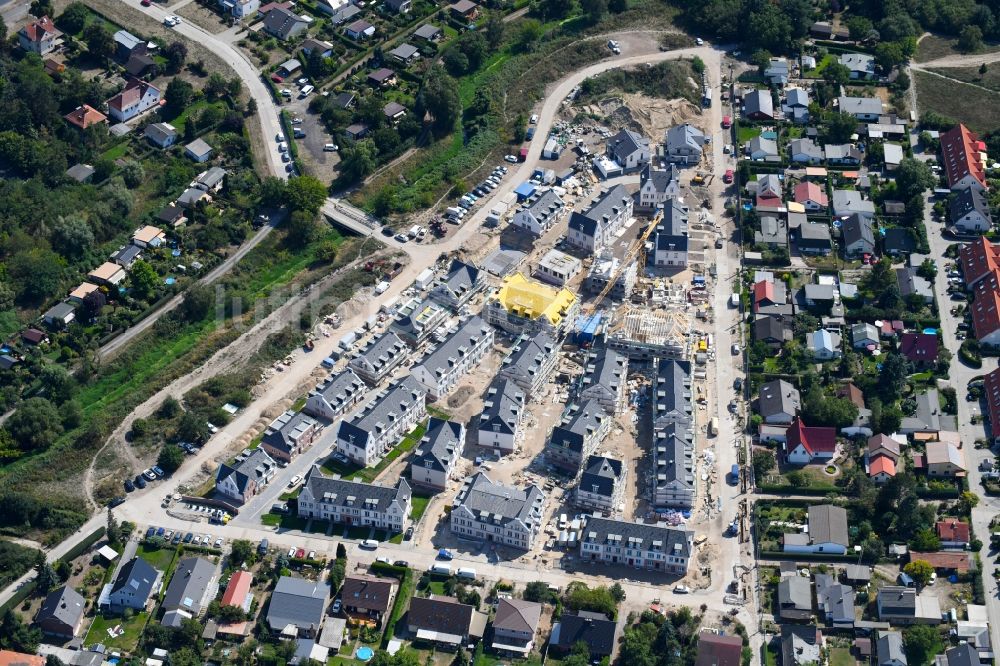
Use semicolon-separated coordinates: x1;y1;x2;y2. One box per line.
0;652;45;666
64;104;107;129
959;237;1000;287
935;520;971;543
753;280;773;305
899;332;938;363
221;571;252;607
21;16;57;43
941;123;987;189
869;454;896;478
107;79;159;113
984;367;1000;437
836;383;865;409
971;287;1000;341
880;320;904;337
695;633;743;666
793;181;828;206
909;551;971;572
785;417;837;455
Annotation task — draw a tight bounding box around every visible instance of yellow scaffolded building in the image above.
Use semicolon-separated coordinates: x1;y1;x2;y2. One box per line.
485;272;580;336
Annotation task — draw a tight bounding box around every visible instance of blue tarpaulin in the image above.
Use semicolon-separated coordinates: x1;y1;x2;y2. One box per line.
514;181;537;201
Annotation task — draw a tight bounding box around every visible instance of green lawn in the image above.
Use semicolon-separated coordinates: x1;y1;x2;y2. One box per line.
101;141;130;161
262;512;281;527
409;493;432;521
327;421;429;484
307;520;331;534
427;580;447;595
475;654;541;666
345;525;371;540
261;512;308;530
84;612;149;651
802;53;836;78
829;647;856;666
136;543;177;572
737;125;761;143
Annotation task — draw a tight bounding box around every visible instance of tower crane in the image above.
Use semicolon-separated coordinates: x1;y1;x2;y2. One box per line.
584;206;664;314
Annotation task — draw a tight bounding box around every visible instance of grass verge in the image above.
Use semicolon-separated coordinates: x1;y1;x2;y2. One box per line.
914;71;1000;133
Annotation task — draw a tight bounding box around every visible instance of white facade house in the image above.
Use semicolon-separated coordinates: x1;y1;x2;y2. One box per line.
663;123;706;165
575;456;625;514
579;517;694;574
106;79;161;123
565;184;633;255
297;465;411;533
534;249;582;286
578;348;628;414
219;0;259;18
348;331;409;385
638;164;680;209
450;472;546;551
215;448;278;504
335;377;427;467
410;317;494;400
304;369;367;421
409;418;465;492
606;129;650;172
649;198;689;270
478;378;526;453
783;504;849;555
499;332;559;398
511;189;565;236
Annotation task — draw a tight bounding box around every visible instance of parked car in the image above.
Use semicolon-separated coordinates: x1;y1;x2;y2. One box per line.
393;560;409;567
288;547;297;557
145;527;155;538
673;585;690;594
288;475;302;488
437;549;454;560
295;548;305;559
135;475;147;489
183;532;194;543
124;479;135;492
151;465;164;477
308;550;316;560
172;533;182;544
324;143;338;151
332;599;342;614
215;537;224;548
143;469;157;481
156;527;165;537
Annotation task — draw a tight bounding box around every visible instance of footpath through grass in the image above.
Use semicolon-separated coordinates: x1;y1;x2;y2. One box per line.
914;71;1000;133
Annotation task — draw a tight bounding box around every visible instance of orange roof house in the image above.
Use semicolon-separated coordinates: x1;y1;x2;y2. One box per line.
221;571;253;611
64;104;108;130
868;454;896;482
960;237;1000;288
935;520;971;545
0;651;45;666
971;287;1000;346
940;123;987;191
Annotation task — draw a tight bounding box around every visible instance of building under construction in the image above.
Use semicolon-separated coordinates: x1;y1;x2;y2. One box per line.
605;305;692;361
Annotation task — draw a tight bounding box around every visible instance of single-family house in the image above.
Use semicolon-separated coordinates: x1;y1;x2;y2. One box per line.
883;228;918;256
64;104;107;130
43;302;76;328
851;322;879;349
18;17;59;54
345;19;376;40
899;333;938;367
384;0;411;12
88;262;127;287
869;454;897;483
267;576;330;638
936;520;971;549
950;186;992;234
35;586;85;639
340;575;396;626
221;571;254;613
896;268;934;305
797;222;833;255
219;0;260;19
606;129;650;172
783;504;849;554
841;213;876;257
260;410;320;464
816;573;856;626
301;39;333;58
407;595;486;646
448;0;480;21
551;611;617;661
838;95;885;121
758;379;800;425
264;7;308;39
783;417;838;465
789;138;824;165
794;181;828;212
925;441;966;477
478;378;526;453
491;598;542;656
764;58;790;85
161;557;218;620
100;557;161;612
106;79;161;123
747;136;779;161
638;163;680;208
840;52;876;79
824;143;863;166
755;215;788;247
744;90;775;120
388;43;419;65
663;123;705;166
807;328;842;360
876;631;907;666
185;138;213;163
303;369;366;422
753;315;792;348
876;586;942;625
413;24;443;41
694;633;743;666
144;122;178;148
781;625;822;666
777;576;813;620
832;190;876;219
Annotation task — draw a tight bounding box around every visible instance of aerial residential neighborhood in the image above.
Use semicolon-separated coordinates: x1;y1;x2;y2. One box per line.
3;0;1000;665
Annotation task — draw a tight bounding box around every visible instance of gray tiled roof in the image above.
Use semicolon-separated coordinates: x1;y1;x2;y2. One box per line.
500;332;556;382
454;472;544;527
412;418;464;473
876;631;905;665
745;90;774;118
778;576;812;610
37;585;85;633
413;316;490;378
941;643;979;666
548;400;605;453
758;379;800;419
521;189;564;223
653;358;692;427
579;456;623;498
815;573;855;624
579;348;626;399
665;123;704;152
216;448;277;494
267;575;330;632
654;198;689;252
789;138;823;161
809;504;849;547
162;557;217;614
640;163;679;195
261;410;318;456
349;331;408;380
337;377;426;449
310;369;365;414
607;129;649;163
554;611;616;656
431;259;482;306
838;95;883;115
302;464;411;513
581;516;693;558
479;378;525;435
656;429;693;490
842;213;875;247
110;557;159;600
951;186;991;222
568;184;630;237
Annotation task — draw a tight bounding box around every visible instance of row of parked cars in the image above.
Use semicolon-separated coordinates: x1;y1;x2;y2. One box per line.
445;165;509;223
145;526;224;548
124;465;166;493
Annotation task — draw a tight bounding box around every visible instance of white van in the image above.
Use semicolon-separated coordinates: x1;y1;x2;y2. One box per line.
430;564;451;575
300;85;315;97
456;567;477;581
360;539;378;549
